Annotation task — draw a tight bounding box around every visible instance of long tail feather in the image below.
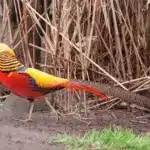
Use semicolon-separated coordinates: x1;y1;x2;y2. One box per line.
65;80;108;101
66;80;150;109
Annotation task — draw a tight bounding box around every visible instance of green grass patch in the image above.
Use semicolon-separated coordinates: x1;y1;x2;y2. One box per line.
51;128;150;150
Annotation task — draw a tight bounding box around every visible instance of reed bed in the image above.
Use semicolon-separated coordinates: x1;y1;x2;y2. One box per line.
0;0;150;115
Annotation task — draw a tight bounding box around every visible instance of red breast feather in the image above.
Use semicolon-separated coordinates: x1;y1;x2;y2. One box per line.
1;72;46;99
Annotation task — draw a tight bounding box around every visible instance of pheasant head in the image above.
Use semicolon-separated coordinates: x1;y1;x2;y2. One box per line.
0;43;24;72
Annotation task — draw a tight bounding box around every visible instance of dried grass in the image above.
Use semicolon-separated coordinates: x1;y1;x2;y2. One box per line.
0;0;150;114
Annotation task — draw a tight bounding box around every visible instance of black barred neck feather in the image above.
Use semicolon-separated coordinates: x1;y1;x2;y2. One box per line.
0;51;24;72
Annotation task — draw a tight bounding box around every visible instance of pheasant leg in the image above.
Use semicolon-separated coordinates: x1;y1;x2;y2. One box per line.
44;97;61;122
19;102;34;122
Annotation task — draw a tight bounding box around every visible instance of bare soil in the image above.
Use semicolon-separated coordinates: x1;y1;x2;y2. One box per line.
0;95;150;150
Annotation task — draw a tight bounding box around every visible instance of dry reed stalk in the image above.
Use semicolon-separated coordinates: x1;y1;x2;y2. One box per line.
110;0;125;79
0;3;7;42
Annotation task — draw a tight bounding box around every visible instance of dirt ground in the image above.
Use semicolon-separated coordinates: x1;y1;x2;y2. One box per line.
1;95;150;150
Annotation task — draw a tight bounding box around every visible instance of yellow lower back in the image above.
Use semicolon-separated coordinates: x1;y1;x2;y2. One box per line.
25;68;69;88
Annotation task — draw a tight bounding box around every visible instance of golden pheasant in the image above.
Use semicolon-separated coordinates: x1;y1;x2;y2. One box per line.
0;43;108;121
